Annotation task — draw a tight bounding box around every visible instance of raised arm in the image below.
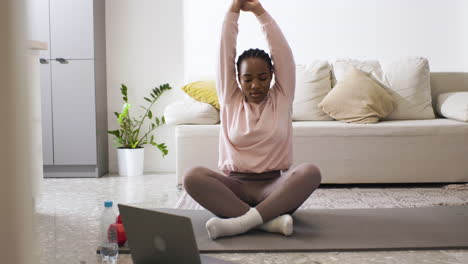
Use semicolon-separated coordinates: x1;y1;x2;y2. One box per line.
216;0;243;106
243;1;296;101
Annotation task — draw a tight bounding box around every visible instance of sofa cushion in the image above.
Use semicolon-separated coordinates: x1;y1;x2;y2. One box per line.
332;59;387;87
319;68;395;124
293;62;333;121
181;80;220;110
176;119;468;138
332;57;436;120
164;99;219;125
380;57;435;120
292;119;468;137
436;92;468;122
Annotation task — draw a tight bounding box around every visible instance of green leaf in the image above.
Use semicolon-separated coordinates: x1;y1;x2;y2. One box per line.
159;143;168;155
131;140;140;148
107;130;120;137
118;103;131;124
111;83;173;150
121;84;128;102
160;83;172;91
149;142;168;156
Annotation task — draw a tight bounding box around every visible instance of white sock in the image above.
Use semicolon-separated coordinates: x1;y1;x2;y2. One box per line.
205;207;264;240
255;214;293;236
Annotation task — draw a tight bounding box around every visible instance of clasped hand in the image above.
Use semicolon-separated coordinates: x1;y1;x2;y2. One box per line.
230;0;264;15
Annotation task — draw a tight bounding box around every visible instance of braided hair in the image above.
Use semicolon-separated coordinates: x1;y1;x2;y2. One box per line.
236;48;274;75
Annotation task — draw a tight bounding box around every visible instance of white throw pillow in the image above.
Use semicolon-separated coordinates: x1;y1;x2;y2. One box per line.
379;57;435;120
332;57;435;120
332;59;388;88
293;62;333;121
436;92;468;122
163;99;220;125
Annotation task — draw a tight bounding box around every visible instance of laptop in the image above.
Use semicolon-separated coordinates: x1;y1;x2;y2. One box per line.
118;204;234;264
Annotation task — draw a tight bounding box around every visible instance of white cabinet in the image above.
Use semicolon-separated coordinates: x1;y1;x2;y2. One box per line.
50;0;95;59
51;60;97;165
31;0;108;177
40;62;53;165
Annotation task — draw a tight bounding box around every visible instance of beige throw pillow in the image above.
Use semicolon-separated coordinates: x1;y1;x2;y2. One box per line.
319;68;395;124
332;57;435;120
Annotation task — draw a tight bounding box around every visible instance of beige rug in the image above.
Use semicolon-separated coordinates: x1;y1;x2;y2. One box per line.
175;183;468;210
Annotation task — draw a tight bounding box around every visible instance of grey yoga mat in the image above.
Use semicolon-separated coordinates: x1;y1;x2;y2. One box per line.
152;205;468;252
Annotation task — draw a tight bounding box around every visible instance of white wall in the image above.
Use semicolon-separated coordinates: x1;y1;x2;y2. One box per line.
107;0;467;174
185;0;467;80
106;0;185;173
462;1;468;71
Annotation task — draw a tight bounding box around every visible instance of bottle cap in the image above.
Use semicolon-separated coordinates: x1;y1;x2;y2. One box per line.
104;201;113;208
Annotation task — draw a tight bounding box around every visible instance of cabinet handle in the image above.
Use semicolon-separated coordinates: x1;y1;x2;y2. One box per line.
55;58;69;64
40;58;49;64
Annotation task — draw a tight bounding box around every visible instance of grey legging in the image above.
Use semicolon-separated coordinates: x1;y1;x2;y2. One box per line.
183;162;322;223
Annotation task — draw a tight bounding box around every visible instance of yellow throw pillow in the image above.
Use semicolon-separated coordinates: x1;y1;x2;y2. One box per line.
181;80;220;110
318;68;395;124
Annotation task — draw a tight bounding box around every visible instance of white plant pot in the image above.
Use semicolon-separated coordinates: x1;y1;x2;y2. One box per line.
117;147;144;176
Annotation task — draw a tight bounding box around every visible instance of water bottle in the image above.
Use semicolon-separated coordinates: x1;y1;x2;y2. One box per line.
100;201;119;263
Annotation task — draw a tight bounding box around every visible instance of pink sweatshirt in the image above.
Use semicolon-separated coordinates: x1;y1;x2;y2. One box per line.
216;11;296;175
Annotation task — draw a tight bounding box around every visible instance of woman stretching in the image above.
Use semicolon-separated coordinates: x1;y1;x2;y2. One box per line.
184;0;322;240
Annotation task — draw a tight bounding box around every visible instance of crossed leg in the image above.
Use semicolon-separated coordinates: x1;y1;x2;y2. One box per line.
183;166;251;218
183;162;322;222
183;163;322;239
254;163;322;222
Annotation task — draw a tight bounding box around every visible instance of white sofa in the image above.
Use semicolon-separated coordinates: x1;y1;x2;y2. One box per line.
174;72;468;188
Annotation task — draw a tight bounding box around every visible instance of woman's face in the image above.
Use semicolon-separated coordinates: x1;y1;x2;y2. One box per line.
238;57;273;104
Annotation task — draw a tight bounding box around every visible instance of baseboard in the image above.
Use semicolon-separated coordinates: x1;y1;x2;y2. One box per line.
43;165;101;178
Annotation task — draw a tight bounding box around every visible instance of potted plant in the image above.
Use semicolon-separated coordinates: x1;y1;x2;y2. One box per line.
107;83;172;176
